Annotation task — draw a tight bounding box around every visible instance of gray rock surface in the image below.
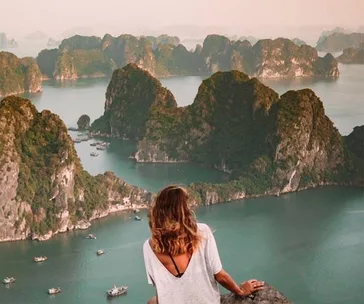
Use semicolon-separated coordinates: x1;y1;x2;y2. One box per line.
221;284;291;304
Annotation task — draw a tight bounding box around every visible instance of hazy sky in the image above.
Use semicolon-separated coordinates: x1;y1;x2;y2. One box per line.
2;0;363;40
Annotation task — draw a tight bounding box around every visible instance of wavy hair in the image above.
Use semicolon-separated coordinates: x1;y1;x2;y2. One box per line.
148;185;201;256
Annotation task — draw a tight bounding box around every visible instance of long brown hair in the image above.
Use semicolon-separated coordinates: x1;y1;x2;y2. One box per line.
148;185;201;256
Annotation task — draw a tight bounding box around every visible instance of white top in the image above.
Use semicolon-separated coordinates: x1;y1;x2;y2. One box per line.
143;223;222;304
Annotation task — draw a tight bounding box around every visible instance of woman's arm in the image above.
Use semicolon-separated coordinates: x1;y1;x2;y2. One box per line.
215;270;265;296
204;225;264;296
214;269;244;296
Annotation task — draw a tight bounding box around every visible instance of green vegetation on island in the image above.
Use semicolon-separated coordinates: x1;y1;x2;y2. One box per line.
316;32;364;52
0;52;42;97
36;34;339;80
77;114;91;130
337;45;364;64
92;64;363;202
0;96;152;240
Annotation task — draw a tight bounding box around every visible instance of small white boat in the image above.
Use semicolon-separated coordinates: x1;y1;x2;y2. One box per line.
3;277;16;284
90;152;99;157
97;249;104;256
96;146;106;151
133;208;140;213
34;256;48;263
48;287;62;295
86;234;97;239
134;216;142;221
107;285;128;297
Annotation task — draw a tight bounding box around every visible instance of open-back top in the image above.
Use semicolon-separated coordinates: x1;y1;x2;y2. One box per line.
143;223;222;304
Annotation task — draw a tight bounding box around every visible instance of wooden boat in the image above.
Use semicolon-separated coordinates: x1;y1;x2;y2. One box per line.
34;256;48;263
107;285;128;297
3;277;16;284
48;287;61;295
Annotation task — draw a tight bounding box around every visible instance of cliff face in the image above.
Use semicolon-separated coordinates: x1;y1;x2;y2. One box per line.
0;52;42;97
53;49;117;80
36;34;339;80
92;65;362;204
91;64;178;139
253;38;338;77
316;32;364;52
144;34;180;50
337;45;364;64
36;49;58;79
201;35;338;78
316;27;350;46
0;96;153;242
343;126;364;185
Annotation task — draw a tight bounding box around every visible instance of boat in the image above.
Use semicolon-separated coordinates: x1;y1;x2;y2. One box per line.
86;234;97;239
90;152;99;157
133;208;140;213
96;142;110;148
33;256;48;263
134;216;142;221
106;285;128;297
3;277;16;284
90;142;98;146
73;139;82;143
48;287;62;295
97;249;104;256
96;146;106;151
68;127;78;131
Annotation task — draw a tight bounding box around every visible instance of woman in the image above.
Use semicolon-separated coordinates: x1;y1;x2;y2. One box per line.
143;185;264;304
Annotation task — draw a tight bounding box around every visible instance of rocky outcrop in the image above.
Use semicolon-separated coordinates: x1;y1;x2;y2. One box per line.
92;65;362;203
201;35;338;78
77;114;90;130
0;33;18;49
91;64;178;139
220;283;291;304
337;45;364;64
0;96;154;242
316;32;364;52
36;34;339;80
37;49;58;79
343;126;364;185
143;34;180;50
316;27;350;46
0;52;42;97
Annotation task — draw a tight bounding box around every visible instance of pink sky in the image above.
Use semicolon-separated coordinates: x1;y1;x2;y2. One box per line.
2;0;363;40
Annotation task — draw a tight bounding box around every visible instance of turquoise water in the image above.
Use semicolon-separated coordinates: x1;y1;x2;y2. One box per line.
1;67;363;303
0;188;363;303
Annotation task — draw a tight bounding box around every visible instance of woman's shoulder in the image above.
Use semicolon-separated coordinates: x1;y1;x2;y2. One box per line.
143;239;152;254
197;223;213;235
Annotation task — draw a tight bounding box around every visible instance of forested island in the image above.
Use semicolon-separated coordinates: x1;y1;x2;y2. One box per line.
0;64;362;242
36;34;339;79
0;52;42;97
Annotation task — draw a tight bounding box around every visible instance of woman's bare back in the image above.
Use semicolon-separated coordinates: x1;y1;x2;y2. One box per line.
149;239;191;277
